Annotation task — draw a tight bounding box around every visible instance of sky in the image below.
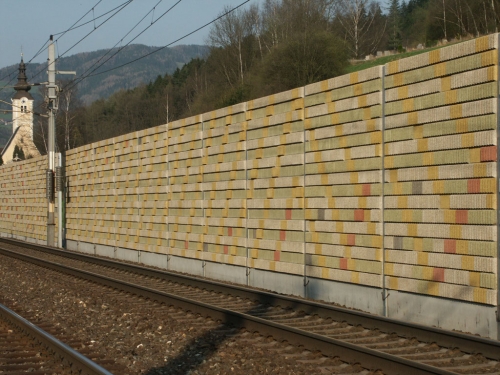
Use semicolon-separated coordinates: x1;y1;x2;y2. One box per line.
0;0;263;69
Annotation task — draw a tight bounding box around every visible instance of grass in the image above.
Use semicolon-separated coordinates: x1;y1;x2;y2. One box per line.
345;43;457;73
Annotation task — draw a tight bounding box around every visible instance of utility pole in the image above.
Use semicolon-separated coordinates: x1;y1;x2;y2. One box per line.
46;35;75;248
46;36;56;247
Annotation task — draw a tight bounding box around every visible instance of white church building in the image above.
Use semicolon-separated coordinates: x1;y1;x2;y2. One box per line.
1;57;40;163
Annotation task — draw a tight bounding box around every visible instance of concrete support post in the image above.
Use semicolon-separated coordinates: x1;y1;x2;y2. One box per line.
380;64;388;317
496;39;500;330
56;153;63;248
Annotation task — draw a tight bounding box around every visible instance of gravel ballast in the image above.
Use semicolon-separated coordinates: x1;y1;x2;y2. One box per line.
0;254;362;375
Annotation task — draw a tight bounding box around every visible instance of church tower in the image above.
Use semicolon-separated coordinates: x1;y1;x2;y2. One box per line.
0;56;39;163
12;56;34;137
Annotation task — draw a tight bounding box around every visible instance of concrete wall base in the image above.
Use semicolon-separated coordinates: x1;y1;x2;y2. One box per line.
204;261;248;285
140;251;169;269
1;232;46;246
386;289;499;339
63;240;500;339
306;276;384;316
168;255;204;277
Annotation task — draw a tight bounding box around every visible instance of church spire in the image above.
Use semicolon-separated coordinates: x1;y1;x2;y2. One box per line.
13;56;33;100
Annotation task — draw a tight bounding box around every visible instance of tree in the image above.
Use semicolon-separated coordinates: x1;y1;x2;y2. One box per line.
426;0;500;41
207;5;259;87
387;0;402;50
399;0;432;47
33;116;48;156
261;31;349;92
333;0;386;58
260;0;332;49
57;80;83;151
0;154;3;166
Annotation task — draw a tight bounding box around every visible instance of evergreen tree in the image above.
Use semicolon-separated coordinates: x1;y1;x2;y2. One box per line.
387;0;402;51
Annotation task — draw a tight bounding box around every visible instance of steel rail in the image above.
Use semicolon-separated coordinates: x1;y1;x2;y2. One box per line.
0;244;471;375
0;301;114;375
1;237;499;359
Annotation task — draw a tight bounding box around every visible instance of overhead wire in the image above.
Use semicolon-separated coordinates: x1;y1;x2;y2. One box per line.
90;0;251;76
52;1;132;36
27;0;126;65
0;0;104;95
0;0;133;133
4;0;251;126
28;0;134;84
59;0;133;58
0;0;126;153
16;0;134;118
0;39;49;94
65;0;250;93
67;0;185;90
53;0;103;40
0;99;45;117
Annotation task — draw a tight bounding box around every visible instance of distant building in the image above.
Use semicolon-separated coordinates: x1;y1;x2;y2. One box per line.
0;56;40;163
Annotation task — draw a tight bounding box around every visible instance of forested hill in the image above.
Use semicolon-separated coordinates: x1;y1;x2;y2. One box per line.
3;0;499;155
0;44;208;105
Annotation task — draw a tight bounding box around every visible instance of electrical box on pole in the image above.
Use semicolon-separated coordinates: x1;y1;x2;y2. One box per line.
46;169;54;201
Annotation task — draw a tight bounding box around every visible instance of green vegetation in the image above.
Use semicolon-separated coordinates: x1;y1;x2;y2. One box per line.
0;44;207;109
346;45;446;73
25;0;500;151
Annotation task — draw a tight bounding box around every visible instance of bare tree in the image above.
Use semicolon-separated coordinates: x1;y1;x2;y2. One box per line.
37;117;48;155
260;0;333;49
334;0;386;58
261;0;282;50
492;0;499;32
208;5;259;86
443;0;447;40
32;85;49;155
58;81;80;151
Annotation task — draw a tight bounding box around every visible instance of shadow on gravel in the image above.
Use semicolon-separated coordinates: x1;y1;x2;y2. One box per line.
143;321;237;375
144;294;283;375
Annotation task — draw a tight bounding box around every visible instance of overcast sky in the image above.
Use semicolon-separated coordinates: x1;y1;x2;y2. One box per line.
0;0;263;69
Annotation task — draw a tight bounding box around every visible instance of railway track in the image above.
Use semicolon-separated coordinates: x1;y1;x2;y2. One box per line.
1;237;499;375
0;300;114;375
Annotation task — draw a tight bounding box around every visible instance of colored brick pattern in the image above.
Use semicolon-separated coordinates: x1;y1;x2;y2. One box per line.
0;156;50;242
3;35;496;307
202;104;247;266
246;88;305;275
66;138;114;247
304;67;383;287
168;115;204;260
139;126;169;253
383;34;498;305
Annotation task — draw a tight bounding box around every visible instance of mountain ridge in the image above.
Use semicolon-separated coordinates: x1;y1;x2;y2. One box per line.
0;43;208;147
0;43;209;106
